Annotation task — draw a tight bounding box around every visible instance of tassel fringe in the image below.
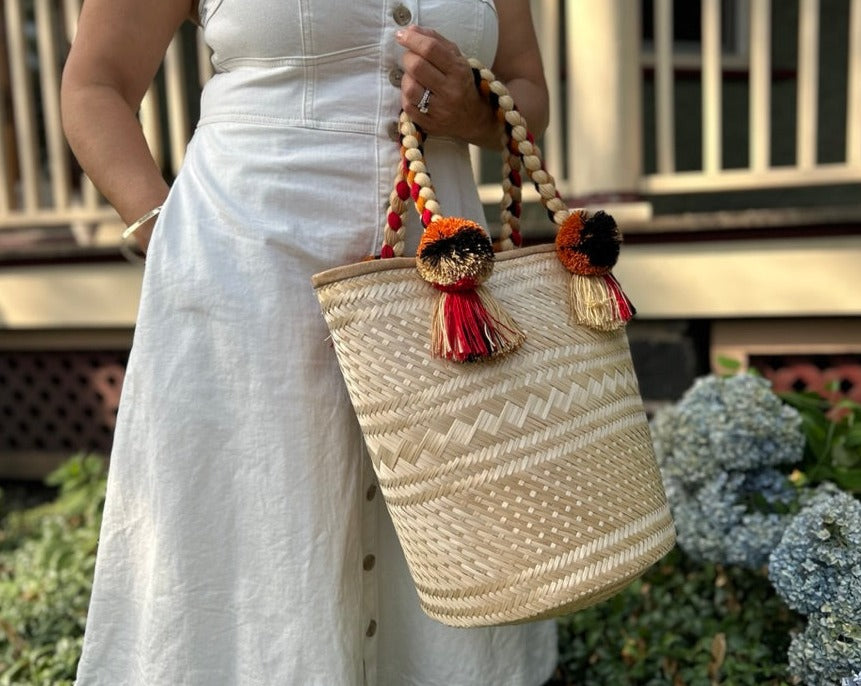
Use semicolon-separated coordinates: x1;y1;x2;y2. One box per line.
431;287;525;362
570;273;636;331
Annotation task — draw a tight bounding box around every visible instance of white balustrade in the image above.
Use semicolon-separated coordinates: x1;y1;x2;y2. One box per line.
1;0;860;244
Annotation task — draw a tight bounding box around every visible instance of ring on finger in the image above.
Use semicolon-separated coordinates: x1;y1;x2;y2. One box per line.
417;88;432;114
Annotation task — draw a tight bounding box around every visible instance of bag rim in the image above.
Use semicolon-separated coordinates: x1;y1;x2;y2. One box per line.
311;242;556;288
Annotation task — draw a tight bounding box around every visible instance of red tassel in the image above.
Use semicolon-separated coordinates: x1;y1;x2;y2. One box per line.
431;284;524;362
417;217;524;361
603;273;636;322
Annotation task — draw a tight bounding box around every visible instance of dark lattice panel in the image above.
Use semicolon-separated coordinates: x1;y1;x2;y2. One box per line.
0;350;128;455
751;354;861;404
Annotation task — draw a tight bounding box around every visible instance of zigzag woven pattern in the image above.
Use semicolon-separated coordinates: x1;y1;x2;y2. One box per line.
313;244;675;627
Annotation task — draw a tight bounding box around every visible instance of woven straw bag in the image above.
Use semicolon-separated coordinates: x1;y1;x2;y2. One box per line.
312;61;675;627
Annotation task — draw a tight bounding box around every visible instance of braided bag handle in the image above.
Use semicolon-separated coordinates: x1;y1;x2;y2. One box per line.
380;75;529;257
379;60;634;362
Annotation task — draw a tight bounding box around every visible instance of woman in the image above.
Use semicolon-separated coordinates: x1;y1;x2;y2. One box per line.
62;1;554;684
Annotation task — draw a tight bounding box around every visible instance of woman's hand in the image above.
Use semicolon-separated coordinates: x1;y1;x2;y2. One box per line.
396;25;501;148
395;1;549;150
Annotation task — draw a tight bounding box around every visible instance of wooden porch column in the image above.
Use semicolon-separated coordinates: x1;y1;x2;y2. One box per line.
566;0;649;219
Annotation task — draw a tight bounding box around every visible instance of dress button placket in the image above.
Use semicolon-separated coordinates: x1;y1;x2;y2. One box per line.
360;448;379;686
377;1;414;254
388;67;404;88
392;4;412;26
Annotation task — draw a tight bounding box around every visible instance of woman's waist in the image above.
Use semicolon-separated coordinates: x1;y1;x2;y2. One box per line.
198;63;398;134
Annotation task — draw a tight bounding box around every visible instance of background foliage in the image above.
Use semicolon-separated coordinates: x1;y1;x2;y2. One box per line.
555;547;800;685
0;454;105;685
0;382;858;685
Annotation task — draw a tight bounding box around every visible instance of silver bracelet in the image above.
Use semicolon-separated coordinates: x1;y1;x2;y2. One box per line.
122;205;163;239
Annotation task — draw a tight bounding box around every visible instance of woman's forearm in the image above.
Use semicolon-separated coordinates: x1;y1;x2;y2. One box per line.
60;0;192;249
62;83;168;244
504;78;549;139
456;2;550;150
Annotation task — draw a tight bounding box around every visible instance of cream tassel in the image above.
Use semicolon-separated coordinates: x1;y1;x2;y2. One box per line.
569;274;626;331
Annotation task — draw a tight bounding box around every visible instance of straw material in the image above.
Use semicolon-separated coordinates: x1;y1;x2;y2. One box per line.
313;244;675;627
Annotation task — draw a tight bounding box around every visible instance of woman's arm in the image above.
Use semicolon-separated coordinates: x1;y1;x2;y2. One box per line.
395;0;549;149
490;0;549;135
61;0;195;251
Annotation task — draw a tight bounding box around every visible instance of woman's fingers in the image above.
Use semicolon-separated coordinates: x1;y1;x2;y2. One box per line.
400;76;436;127
400;67;472;130
396;25;460;74
396;25;479;132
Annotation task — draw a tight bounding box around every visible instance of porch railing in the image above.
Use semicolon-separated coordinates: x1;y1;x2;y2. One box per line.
1;0;860;247
639;0;861;193
0;0;212;244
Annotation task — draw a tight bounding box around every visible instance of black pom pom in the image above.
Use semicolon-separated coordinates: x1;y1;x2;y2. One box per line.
418;225;493;267
577;211;621;269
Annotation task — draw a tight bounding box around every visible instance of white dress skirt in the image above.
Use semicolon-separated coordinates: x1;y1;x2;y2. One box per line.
75;1;558;684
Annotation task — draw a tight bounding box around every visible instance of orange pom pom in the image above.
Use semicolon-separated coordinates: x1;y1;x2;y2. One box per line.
418;217;480;246
417;218;494;288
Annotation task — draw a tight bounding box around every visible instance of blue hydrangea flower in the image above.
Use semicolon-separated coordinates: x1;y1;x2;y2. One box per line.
651;374;804;486
669;468;794;568
787;611;861;686
769;489;861;617
651;374;807;568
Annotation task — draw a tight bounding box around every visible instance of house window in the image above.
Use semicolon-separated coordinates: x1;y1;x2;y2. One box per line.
641;0;750;69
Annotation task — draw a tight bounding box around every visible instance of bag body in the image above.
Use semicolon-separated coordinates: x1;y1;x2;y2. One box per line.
313;245;675;627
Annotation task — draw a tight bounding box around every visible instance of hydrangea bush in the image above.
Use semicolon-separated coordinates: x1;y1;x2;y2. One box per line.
651;374;804;568
653;373;804;484
787;611;861;686
769;489;861;618
770;489;861;684
652;373;861;685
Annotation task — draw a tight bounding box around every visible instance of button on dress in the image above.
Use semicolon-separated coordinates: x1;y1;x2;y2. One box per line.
75;1;558;684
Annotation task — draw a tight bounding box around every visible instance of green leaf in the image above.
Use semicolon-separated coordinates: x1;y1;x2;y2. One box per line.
831;439;861;469
843;423;861;448
829;467;861;493
778;390;830;414
800;416;829;462
716;356;743;372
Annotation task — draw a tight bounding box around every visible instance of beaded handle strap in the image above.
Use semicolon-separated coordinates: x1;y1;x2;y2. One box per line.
381;60;635;361
469;60;634;331
381;60;572;257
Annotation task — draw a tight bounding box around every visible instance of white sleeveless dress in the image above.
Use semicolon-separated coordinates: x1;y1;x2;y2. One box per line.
75;1;557;684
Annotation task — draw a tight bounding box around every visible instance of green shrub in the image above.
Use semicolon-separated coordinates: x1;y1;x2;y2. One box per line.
556;547;802;685
0;454;106;685
778;391;861;494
